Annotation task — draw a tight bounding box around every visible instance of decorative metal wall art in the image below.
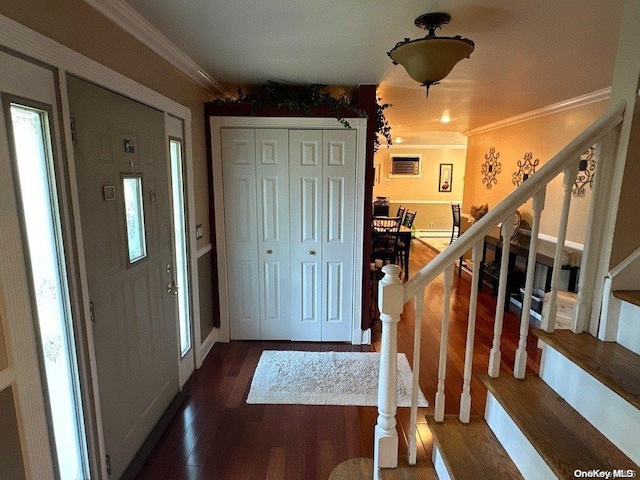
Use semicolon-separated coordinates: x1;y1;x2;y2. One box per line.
481;147;501;190
512;152;539;186
572;146;596;197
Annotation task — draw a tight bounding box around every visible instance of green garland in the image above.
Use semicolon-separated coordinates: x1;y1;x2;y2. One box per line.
213;81;392;152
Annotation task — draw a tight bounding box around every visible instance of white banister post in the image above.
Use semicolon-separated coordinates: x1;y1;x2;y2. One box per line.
459;242;483;423
542;164;578;333
408;287;425;465
434;264;454;422
514;188;546;378
488;217;514;378
374;264;403;475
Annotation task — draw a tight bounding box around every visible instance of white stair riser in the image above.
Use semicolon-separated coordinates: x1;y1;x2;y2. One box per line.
617;301;640;355
431;446;452;480
484;393;555;479
540;343;640;465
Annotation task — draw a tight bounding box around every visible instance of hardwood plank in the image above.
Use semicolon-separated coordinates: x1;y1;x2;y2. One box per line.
534;329;640;410
613;289;640;308
429;415;523;480
482;374;639;477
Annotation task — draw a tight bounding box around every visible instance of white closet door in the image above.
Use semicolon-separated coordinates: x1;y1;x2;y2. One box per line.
255;129;290;339
289;130;323;341
322;129;357;341
221;128;260;339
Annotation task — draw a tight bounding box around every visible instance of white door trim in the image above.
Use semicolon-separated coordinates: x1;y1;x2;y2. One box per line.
0;13;200;478
210;116;366;343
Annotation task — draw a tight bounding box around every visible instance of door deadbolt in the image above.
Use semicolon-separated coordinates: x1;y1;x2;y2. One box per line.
266;249;273;254
310;250;316;255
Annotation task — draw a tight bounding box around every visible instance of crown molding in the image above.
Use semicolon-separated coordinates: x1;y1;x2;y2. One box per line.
385;143;467;150
83;0;230;98
464;88;611;137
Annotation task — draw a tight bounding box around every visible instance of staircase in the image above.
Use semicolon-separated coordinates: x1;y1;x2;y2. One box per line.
347;100;640;479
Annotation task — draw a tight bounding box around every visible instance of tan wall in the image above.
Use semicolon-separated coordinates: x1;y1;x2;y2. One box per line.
0;387;26;480
373;145;466;231
0;0;218;249
463;100;609;247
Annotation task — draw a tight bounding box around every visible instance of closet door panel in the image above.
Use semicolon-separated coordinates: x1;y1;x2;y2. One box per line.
322;129;357;341
221;128;260;339
256;129;290;339
289;130;323;341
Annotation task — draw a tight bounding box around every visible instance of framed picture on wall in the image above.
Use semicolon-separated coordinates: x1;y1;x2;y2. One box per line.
439;163;453;192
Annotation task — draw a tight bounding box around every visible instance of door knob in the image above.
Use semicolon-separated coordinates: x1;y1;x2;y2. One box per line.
310;250;316;255
266;249;273;254
167;280;179;296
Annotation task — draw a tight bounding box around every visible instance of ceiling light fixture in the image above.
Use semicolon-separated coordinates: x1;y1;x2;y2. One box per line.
440;114;451;123
388;12;474;97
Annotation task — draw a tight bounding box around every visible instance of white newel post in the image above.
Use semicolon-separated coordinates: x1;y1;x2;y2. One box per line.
374;264;403;475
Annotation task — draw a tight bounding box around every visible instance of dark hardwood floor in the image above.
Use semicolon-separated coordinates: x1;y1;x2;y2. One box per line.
135;240;541;479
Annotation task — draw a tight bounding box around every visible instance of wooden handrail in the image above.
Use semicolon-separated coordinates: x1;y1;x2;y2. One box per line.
403;100;626;303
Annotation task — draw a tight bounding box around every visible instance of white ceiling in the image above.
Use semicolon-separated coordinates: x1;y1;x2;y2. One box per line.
120;0;623;146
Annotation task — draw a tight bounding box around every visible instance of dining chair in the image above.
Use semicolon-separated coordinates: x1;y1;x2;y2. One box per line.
372;216;402;265
397;210;416;274
395;205;406;224
450;204;464;275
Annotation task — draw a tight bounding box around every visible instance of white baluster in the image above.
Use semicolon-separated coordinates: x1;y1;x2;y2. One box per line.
514;188;546;378
408;287;425;465
488;217;514;378
374;264;403;474
542;164;578;333
434;264;454;422
459;242;483;423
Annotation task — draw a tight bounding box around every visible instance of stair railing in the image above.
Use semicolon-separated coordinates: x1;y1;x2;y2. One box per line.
373;100;626;477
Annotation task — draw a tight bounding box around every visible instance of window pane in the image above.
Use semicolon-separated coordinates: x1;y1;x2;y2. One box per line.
123;176;147;263
170;139;191;356
10;104;89;479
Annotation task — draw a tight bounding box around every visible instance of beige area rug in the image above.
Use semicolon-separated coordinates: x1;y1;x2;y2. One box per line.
246;350;428;407
417;237;451;253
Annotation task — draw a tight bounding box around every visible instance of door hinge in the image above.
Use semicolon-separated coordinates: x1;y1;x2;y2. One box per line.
89;301;95;325
105;454;111;476
70;117;76;144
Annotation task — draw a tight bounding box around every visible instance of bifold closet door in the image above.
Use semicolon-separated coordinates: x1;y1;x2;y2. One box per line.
221;128;290;340
289;129;356;341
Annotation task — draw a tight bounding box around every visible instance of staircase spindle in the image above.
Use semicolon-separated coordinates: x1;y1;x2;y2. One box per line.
542;164;578;333
374;264;403;473
434;264;455;422
408;287;425;465
459;241;483;423
488;217;515;378
514;188;546;378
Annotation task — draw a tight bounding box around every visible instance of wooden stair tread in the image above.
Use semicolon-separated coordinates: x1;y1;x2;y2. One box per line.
428;415;523;480
481;374;639;477
613;289;640;307
534;329;640;410
329;457;437;480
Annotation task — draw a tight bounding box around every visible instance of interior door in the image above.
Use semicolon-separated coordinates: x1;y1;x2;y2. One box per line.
289;130;324;341
222;128;290;340
321;129;357;341
68;76;179;479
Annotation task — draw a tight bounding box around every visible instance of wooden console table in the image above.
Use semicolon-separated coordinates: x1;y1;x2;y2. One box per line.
480;235;579;313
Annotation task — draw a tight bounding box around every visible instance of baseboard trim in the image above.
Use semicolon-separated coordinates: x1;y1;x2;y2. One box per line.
120;388;188;480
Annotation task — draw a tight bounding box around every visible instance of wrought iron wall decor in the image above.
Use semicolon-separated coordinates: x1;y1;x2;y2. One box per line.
481;147;501;189
512;152;539;186
572;146;596;197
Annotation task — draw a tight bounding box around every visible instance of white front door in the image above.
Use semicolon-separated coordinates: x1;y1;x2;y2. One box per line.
68;75;179;479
